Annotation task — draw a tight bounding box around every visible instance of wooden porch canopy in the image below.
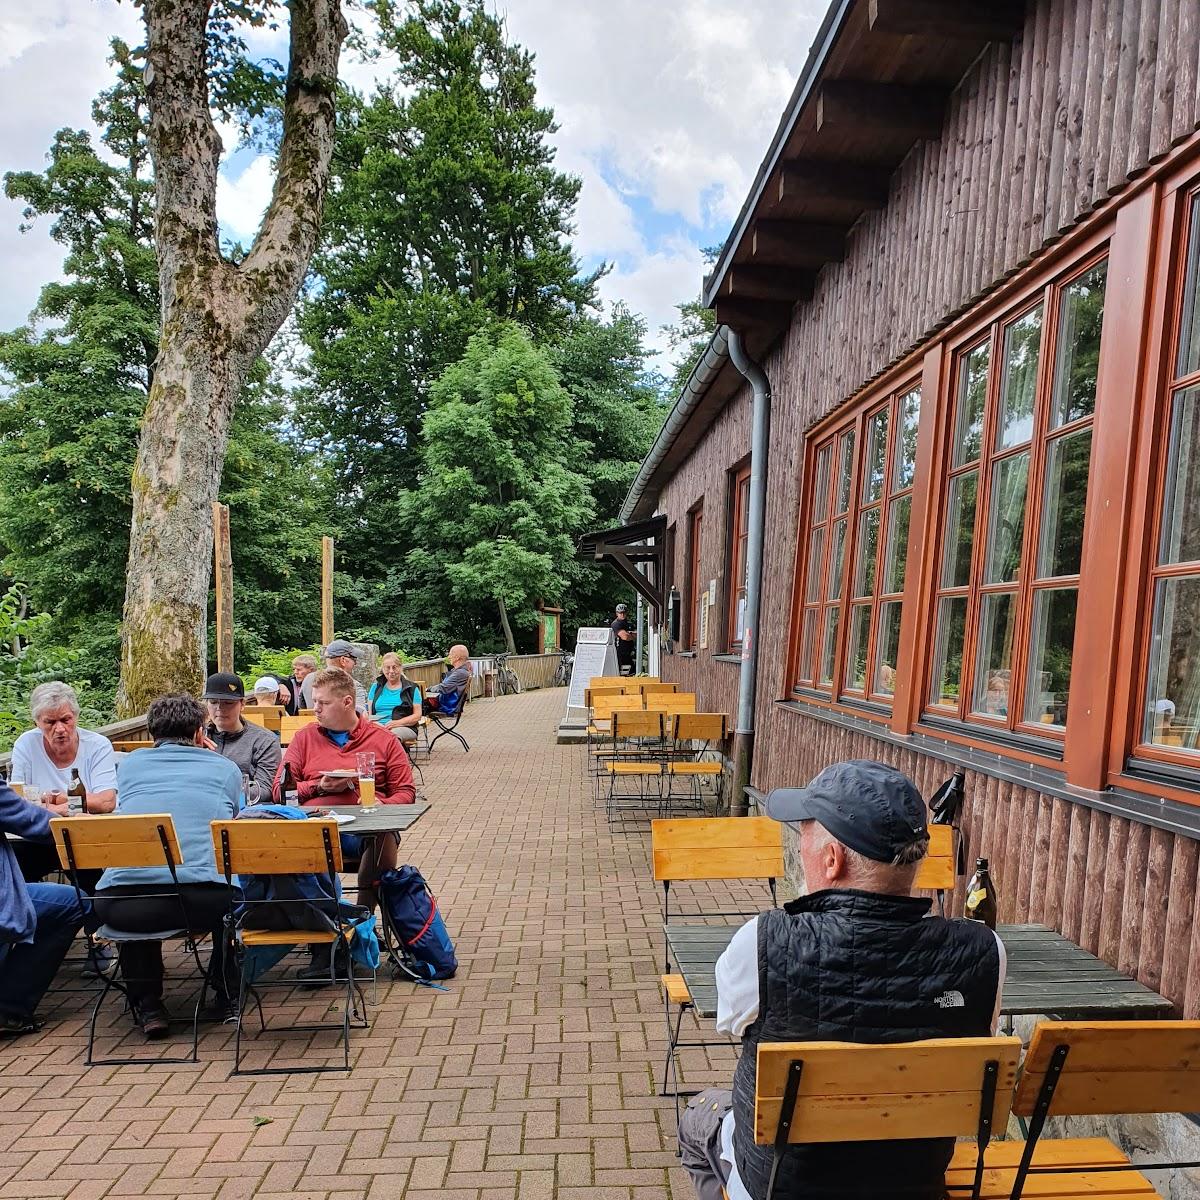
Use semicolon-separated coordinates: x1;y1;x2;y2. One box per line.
578;516;667;614
702;0;1026;337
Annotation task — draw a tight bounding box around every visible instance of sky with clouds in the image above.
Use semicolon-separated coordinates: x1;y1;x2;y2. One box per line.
0;1;825;371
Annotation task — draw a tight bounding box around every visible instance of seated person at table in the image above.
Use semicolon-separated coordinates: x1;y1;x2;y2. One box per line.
245;675;290;710
274;668;415;981
283;654;317;716
367;653;423;745
299;640;368;711
10;681;118;884
0;781;90;1036
678;760;1005;1200
201;672;280;802
93;694;241;1038
423;644;471;713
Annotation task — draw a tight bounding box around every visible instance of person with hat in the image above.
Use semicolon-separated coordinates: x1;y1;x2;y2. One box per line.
610;602;635;675
298;640;368;711
201;672;280;803
677;760;1006;1200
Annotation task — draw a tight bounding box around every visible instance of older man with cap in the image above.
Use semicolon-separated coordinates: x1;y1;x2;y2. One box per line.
677;760;1006;1200
201;673;280;802
299;640;368;711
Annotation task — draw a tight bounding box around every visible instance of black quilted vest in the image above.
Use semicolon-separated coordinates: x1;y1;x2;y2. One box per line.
731;889;1000;1200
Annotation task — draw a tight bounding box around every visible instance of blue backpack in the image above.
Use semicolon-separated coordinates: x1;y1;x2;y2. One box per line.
379;865;457;982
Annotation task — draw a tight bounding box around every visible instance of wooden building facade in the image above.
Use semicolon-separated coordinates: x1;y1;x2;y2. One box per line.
623;0;1200;1016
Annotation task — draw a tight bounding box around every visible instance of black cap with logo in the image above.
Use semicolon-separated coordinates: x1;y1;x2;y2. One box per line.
202;672;245;700
765;759;928;863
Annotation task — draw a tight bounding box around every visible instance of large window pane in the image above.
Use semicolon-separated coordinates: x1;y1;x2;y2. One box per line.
830;517;848;600
930;596;968;706
943;470;978;587
863;408;890;502
846;603;872;691
1144;575;1200;751
799;608;817;683
983;451;1030;584
874;600;903;696
1051;261;1107;427
893;388;921;489
954;342;990;467
805;526;826;603
835;431;855;514
1038;428;1091;578
996;306;1043;449
1144;576;1200;750
854;507;880;597
812;444;833;524
971;593;1016;716
883;495;911;594
1160;385;1200;566
818;606;840;688
1024;587;1078;728
1177;193;1200;379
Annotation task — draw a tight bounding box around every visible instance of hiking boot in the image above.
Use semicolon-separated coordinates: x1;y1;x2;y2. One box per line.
295;943;351;986
0;1011;40;1038
200;997;239;1024
133;1000;170;1039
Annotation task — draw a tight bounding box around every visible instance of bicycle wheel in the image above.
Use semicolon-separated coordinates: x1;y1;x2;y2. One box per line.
503;667;522;695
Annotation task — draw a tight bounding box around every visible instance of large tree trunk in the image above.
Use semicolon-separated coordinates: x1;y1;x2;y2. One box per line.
497;595;517;656
117;0;347;715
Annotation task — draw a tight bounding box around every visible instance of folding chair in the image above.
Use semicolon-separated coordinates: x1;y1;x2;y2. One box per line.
651;816;784;1123
584;685;626;707
211;818;368;1076
755;1036;1021;1200
601;709;664;824
51;814;212;1066
657;692;699;717
279;714;316;746
427;689;470;753
980;1020;1200;1199
663;712;728;815
587;692;644;776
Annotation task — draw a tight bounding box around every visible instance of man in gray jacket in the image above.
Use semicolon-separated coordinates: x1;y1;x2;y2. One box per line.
299;640;368;711
201;673;280;802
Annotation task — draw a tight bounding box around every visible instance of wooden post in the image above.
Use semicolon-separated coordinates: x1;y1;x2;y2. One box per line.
212;502;233;673
321;536;334;647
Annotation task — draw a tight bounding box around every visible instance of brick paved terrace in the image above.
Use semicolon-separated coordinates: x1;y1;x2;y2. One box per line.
0;687;753;1200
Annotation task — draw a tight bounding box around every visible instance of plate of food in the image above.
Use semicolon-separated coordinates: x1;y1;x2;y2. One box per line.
321;769;358;779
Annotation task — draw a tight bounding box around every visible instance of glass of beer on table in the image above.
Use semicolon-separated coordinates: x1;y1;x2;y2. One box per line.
355;752;377;808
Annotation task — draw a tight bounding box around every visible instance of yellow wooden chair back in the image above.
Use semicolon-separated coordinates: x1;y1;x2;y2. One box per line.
589;676;626;689
754;1037;1020;1145
593;693;644;718
210;818;343;876
110;739;154;753
242;710;268;728
671;712;728;742
611;709;663;741
914;823;955;892
585;685;626;706
50;813;183;872
279;714;317;745
651;815;783;882
658;693;698;714
641;681;678;695
1013;1021;1200;1118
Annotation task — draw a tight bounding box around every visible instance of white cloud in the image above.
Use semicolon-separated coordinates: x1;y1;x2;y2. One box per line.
216;154;276;245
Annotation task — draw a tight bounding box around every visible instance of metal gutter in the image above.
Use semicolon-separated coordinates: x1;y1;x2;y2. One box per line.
701;0;855;309
618;324;731;523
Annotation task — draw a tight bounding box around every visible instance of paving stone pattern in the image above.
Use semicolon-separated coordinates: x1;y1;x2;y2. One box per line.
0;688;758;1199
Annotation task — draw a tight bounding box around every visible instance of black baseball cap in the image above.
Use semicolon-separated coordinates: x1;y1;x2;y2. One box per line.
202;672;245;700
765;759;928;863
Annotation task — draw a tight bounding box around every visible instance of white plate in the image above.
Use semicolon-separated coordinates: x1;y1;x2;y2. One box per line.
331;813;356;826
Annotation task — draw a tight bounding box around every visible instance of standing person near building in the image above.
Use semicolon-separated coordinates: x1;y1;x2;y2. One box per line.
201;673;280;802
677;760;1005;1200
610;603;636;676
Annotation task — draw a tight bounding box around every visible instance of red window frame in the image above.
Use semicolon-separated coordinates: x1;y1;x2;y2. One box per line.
686;504;703;650
728;465;751;649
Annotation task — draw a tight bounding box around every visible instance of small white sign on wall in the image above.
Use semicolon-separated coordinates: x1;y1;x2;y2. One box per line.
708;578;717;604
698;597;710;650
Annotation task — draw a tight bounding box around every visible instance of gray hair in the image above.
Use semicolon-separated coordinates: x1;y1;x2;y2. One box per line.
292;654;318;670
800;820;928;892
30;681;80;721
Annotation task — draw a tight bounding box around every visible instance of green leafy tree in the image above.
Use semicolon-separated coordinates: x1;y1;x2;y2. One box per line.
403;325;594;653
660;245;721;397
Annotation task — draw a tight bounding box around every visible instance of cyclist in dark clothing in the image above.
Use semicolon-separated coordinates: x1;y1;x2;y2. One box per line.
611;603;636;676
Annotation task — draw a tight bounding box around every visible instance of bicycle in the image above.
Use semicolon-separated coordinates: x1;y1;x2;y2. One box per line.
494;653;523;696
553;648;574;687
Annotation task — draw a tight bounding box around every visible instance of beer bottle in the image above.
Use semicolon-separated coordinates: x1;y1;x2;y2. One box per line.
964;858;998;930
279;762;297;804
68;768;89;815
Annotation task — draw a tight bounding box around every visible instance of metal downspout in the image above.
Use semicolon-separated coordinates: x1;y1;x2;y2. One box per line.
727;331;772;817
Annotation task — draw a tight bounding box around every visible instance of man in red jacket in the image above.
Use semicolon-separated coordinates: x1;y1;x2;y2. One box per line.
275;668;414;904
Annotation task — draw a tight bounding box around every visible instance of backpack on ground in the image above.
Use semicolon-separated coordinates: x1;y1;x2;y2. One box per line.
378;865;458;982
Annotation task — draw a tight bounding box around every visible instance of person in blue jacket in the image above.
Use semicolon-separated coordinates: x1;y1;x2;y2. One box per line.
0;783;90;1036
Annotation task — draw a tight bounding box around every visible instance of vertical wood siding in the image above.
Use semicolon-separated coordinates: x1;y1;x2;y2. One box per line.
654;0;1200;1013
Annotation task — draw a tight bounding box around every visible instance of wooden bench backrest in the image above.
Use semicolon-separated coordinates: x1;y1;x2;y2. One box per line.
585;685;626;706
242;710;268;728
50;813;183;871
593;694;643;717
672;712;728;742
657;693;698;713
279;714;316;745
1013;1020;1200;1118
612;709;663;740
589;676;626;689
754;1037;1020;1144
651;816;783;882
210;818;343;875
110;739;154;753
914;823;955;892
641;682;678;695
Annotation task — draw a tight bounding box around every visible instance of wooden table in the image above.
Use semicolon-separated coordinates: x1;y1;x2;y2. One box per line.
665;921;1173;1021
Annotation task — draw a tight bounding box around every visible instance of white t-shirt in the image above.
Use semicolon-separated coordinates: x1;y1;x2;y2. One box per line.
713;914;1008;1200
10;727;118;796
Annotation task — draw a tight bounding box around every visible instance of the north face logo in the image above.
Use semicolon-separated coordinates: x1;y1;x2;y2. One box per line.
933;990;965;1008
